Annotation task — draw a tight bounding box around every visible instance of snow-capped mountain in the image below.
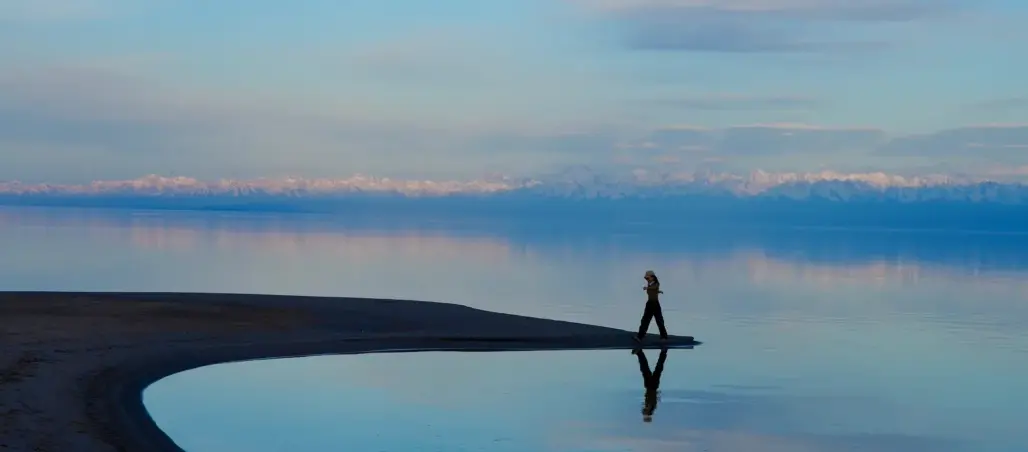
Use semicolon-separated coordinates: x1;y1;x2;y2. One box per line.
0;174;518;197
512;166;1024;202
1;167;1027;203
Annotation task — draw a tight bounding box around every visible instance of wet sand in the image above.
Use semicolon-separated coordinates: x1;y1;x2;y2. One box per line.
0;292;695;451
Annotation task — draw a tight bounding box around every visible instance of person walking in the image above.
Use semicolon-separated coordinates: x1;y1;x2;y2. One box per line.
635;270;669;342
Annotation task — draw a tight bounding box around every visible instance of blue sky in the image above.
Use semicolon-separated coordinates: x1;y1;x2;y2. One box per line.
2;0;1028;182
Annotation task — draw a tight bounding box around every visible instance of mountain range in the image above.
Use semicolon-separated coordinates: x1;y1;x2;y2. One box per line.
2;167;1027;204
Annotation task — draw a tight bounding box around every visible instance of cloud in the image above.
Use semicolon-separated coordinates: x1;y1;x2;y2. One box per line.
576;0;950;22
0;0;132;23
965;96;1028;112
0;61;630;182
572;0;956;53
473;131;625;155
0;63;544;181
345;28;497;85
985;165;1028;178
877;124;1028;159
622;123;1028;166
720;124;887;155
0;64;428;147
0;65;218;147
630;124;886;157
642;94;823;111
644;126;717;152
610;123;1028;172
621;20;888;53
3;60;1027;183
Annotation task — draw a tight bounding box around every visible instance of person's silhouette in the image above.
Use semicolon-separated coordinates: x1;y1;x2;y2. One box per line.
635;270;669;343
633;347;668;423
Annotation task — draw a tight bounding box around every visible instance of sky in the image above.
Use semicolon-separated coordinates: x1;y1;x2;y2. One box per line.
2;0;1028;183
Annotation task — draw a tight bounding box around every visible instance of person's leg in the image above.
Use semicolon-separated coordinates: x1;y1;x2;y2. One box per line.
635;349;653;381
636;302;654;339
653;301;669;339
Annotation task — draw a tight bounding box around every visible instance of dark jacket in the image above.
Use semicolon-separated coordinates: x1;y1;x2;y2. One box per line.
646;277;661;302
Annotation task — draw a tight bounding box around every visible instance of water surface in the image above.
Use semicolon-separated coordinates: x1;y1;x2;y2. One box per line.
3;206;1028;450
145;348;1028;452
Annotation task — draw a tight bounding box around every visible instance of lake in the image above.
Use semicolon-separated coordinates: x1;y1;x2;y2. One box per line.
3;206;1028;451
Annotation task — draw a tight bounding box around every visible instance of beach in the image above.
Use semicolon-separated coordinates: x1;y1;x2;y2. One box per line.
0;292;693;451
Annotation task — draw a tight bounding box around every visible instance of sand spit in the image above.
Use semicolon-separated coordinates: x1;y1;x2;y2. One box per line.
0;292;695;451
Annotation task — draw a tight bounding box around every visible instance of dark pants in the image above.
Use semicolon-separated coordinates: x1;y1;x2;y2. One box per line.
637;300;668;339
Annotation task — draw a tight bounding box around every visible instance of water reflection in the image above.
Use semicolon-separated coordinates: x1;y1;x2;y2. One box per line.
6;207;1028;296
144;350;1023;452
3;206;1027;450
7;206;1028;271
2;206;1028;351
634;348;668;423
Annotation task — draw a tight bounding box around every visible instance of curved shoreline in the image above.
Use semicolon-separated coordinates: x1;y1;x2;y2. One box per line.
0;292;696;451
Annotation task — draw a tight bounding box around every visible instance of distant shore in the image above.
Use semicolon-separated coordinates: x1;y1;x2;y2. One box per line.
0;292;694;451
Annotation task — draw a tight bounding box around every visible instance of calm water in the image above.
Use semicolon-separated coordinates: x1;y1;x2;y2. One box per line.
4;206;1028;451
145;350;1024;452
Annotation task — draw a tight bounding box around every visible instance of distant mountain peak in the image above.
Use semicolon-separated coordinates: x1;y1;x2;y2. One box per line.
1;169;1026;204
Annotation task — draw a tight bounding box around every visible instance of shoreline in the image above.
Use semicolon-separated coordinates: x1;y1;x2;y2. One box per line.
1;292;695;451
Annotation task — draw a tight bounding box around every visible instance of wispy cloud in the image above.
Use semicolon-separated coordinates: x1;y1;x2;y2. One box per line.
965;96;1028;112
0;0;133;23
575;0;952;21
0;0;1024;182
575;0;949;19
877;124;1028;159
345;28;502;85
5;57;1028;183
641;94;823;111
612;123;1028;174
720;124;887;155
573;0;959;53
622;22;889;54
625;124;888;156
0;63;512;181
0;61;629;182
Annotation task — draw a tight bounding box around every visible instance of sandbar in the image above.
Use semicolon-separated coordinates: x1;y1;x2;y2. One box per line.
0;292;695;451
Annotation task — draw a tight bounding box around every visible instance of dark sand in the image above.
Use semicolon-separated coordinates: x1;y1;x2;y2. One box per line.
0;292;695;451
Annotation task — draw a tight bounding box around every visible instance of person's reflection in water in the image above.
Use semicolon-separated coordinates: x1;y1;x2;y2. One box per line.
633;347;668;423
